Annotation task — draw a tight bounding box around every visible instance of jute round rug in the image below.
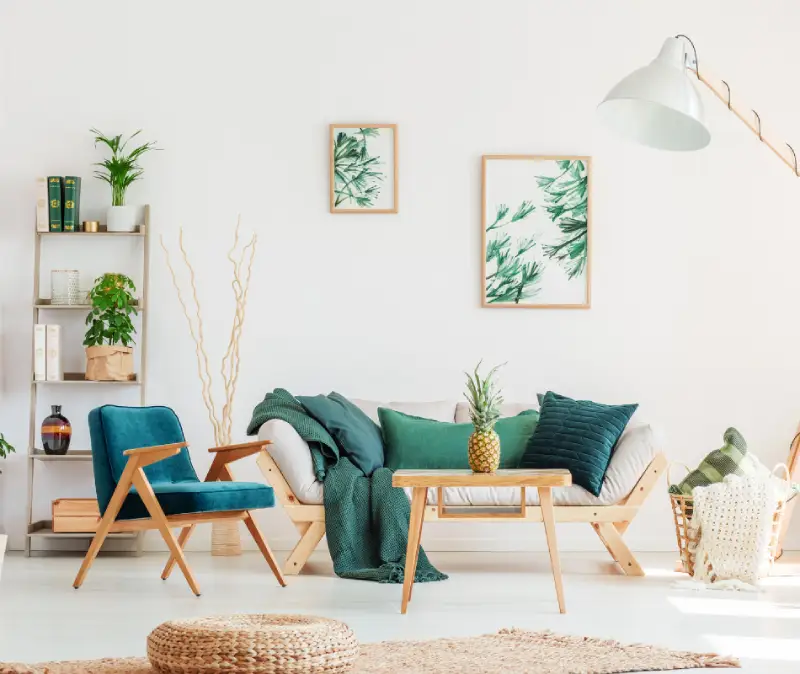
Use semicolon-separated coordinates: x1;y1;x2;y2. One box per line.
0;629;739;673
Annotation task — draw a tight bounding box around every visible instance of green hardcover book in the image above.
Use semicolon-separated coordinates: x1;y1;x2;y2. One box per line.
63;176;81;232
47;176;63;231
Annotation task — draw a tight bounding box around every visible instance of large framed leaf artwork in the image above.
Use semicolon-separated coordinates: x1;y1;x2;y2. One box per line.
330;124;398;214
481;155;591;308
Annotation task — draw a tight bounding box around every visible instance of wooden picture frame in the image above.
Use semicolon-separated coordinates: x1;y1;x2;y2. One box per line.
481;155;591;309
330;124;398;214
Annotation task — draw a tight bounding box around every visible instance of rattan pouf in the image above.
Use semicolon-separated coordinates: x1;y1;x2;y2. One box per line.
147;614;359;674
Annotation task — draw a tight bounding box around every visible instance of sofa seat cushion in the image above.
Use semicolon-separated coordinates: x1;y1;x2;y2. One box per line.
117;480;275;520
403;485;603;506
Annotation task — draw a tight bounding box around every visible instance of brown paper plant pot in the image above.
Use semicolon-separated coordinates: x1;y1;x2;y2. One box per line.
85;345;135;381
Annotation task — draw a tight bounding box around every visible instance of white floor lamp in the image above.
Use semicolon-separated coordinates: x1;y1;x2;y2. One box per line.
597;34;800;175
597;34;800;556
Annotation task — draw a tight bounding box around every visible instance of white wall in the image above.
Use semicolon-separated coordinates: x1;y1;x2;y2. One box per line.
1;0;799;554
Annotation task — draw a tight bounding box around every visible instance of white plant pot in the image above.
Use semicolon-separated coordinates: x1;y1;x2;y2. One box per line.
107;205;137;232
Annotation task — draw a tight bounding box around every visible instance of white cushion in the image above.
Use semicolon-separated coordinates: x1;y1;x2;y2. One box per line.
350;399;457;424
454;401;538;424
258;420;324;505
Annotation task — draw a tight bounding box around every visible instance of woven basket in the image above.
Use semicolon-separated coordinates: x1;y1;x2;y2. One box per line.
669;463;786;576
148;614;359;673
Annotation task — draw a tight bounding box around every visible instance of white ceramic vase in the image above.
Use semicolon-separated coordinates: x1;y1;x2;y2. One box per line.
107;205;137;232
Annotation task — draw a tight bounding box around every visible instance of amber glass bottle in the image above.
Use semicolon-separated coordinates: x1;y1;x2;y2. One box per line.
42;405;71;455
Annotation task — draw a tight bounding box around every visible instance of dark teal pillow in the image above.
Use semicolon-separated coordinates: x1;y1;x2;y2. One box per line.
379;408;539;471
520;391;637;497
298;392;384;476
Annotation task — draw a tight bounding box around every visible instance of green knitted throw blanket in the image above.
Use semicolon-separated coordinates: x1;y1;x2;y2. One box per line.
247;388;447;584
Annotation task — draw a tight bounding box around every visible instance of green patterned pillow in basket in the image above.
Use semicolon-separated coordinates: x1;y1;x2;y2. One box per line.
669;427;769;496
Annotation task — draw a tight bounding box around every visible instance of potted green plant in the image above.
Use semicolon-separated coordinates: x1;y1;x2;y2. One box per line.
91;128;159;232
0;434;15;567
83;273;138;381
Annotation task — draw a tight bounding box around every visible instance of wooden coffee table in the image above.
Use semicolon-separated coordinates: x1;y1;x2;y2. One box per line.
392;468;572;614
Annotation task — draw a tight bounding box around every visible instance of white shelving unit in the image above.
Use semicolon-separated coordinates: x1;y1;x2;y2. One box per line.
24;206;151;556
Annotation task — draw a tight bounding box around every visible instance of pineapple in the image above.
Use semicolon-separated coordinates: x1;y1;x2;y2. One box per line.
464;361;504;473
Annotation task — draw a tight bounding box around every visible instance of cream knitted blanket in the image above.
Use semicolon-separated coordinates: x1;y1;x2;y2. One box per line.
689;473;786;587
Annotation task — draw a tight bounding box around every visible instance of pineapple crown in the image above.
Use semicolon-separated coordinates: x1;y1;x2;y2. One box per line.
464;360;505;433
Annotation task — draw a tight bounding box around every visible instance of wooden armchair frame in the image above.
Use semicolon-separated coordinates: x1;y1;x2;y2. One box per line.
74;440;286;596
256;450;668;577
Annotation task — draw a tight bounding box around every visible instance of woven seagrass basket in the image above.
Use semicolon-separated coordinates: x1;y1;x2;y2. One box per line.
668;463;786;576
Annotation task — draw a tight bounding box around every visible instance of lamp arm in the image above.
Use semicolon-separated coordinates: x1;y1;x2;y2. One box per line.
677;34;799;176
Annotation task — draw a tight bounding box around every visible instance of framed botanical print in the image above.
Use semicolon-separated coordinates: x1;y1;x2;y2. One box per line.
482;155;591;308
330;124;398;213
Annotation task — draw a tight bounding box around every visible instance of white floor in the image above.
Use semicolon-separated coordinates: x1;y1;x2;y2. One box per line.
0;550;798;672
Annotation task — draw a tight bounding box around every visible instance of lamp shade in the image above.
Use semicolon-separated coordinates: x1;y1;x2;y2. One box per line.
597;37;711;151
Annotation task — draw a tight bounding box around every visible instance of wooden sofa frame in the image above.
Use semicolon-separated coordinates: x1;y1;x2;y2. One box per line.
257;451;668;577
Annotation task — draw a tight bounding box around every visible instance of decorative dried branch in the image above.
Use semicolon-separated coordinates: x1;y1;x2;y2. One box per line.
160;218;257;447
220;217;257;444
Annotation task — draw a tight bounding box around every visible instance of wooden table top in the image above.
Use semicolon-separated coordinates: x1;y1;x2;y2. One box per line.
392;468;572;488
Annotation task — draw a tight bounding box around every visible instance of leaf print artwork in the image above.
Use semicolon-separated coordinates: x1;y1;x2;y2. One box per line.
485;202;542;304
333;128;383;208
330;124;398;213
538;159;588;279
482;156;591;308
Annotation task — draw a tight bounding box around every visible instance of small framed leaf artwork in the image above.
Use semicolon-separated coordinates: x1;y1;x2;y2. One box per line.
330;124;398;213
482;155;591;308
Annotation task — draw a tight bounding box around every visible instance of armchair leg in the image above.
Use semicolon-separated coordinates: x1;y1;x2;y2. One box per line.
74;463;134;589
161;524;196;580
244;512;287;587
284;521;326;576
73;505;122;589
132;469;202;596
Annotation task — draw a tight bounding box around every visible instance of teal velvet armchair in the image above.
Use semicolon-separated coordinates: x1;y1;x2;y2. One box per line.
74;405;286;595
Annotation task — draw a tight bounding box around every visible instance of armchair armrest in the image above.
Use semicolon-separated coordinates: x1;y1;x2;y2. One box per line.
123;442;187;469
205;440;272;482
124;442;187;456
208;440;271;455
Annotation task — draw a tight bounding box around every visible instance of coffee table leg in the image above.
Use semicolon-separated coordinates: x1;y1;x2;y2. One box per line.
401;487;427;614
539;487;566;614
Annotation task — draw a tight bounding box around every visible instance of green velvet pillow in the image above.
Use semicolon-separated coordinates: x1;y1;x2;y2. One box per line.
520;391;637;497
298;392;384;476
378;407;539;471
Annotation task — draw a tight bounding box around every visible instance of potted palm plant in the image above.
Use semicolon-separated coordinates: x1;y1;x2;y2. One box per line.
83;273;138;381
91;128;159;232
0;434;15;572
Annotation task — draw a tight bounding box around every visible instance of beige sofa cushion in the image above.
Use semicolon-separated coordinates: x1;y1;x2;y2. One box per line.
258;400;658;508
259;419;324;505
350;399;457;424
454;401;539;423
